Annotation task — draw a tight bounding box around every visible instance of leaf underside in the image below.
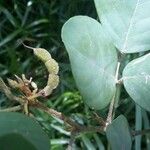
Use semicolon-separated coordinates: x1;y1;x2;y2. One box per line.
123;53;150;111
94;0;150;53
106;115;132;150
0;112;50;150
62;16;117;110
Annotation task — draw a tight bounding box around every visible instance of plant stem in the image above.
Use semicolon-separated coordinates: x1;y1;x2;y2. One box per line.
105;95;115;126
142;110;150;149
132;129;150;136
115;62;121;81
32;102;105;134
105;52;126;127
106;62;121;126
135;105;142;150
0;105;22;112
93;112;106;126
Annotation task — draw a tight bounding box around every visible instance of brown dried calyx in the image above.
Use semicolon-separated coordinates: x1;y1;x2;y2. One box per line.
0;43;60;114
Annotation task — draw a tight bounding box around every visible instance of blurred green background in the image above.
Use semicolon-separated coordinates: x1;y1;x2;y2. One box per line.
0;0;149;150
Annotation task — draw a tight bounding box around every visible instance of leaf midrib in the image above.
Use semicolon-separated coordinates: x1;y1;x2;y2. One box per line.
122;0;140;52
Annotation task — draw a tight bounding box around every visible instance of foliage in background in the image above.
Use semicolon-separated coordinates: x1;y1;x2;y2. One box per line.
0;0;103;149
0;0;150;150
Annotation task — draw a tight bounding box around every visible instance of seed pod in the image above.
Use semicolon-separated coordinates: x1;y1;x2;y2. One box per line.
33;48;51;63
47;74;59;89
45;59;59;74
40;86;53;97
39;75;59;97
22;43;51;63
22;42;59;97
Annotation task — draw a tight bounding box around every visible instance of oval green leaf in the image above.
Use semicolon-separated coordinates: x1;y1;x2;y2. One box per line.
106;115;132;150
61;16;117;110
123;53;150;111
0;112;50;150
94;0;150;53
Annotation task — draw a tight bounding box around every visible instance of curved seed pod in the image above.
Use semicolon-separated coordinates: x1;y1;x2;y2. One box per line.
45;59;59;74
40;86;53;97
22;42;59;97
22;43;59;73
47;74;59;89
39;75;59;97
33;48;52;63
22;43;51;63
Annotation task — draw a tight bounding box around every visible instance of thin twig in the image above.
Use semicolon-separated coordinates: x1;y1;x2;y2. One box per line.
93;112;106;126
34;102;80;128
0;105;22;112
106;95;115;127
31;102;105;134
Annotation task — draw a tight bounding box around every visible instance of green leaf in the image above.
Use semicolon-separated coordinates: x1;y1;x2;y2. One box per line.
94;0;150;53
93;134;105;150
0;30;21;47
0;7;18;27
106;115;132;150
27;19;49;28
0;112;50;150
123;53;150;111
61;16;117;110
82;135;96;150
0;134;37;150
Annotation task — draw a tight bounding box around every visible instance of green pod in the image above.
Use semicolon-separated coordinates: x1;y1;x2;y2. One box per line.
45;59;59;74
22;43;59;97
41;86;53;97
39;74;59;97
33;48;51;63
47;74;59;89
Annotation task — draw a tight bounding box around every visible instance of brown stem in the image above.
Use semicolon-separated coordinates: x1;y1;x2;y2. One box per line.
93;112;106;126
0;105;22;112
31;102;105;134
